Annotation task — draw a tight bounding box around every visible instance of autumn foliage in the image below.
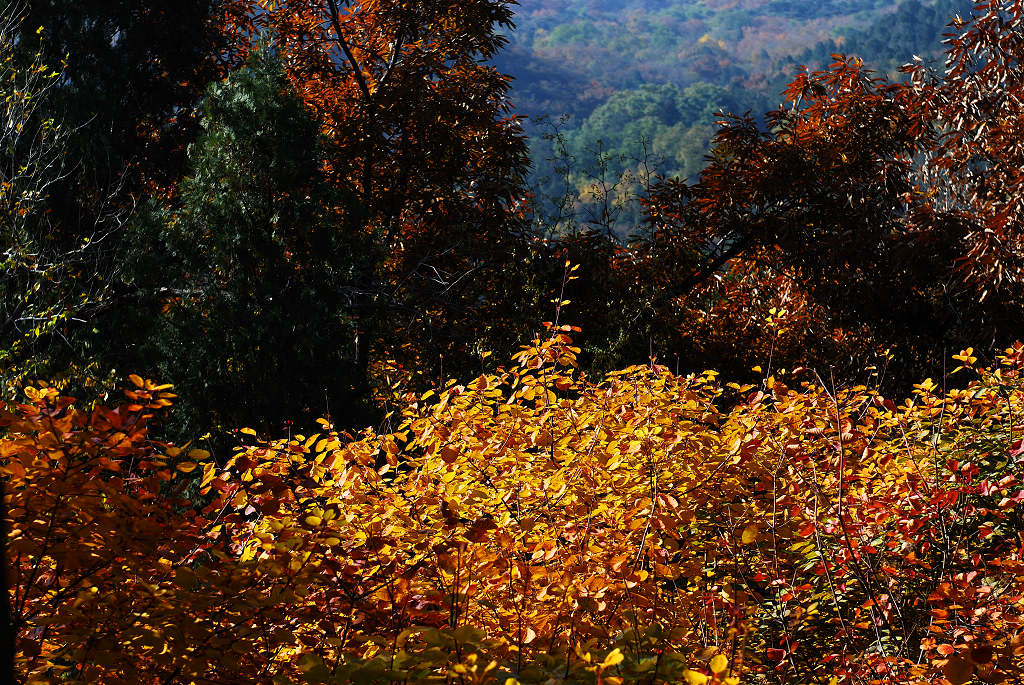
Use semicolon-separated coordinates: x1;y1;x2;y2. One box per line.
8;330;1024;683
244;0;534;380
11;1;1024;683
606;1;1024;383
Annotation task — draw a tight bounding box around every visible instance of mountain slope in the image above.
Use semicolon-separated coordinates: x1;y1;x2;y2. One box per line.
504;0;974;231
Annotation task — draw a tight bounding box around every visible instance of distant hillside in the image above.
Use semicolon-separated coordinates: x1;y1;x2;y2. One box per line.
502;0;974;232
500;0;898;121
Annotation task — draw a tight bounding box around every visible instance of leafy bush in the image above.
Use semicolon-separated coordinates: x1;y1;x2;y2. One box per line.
8;331;1024;683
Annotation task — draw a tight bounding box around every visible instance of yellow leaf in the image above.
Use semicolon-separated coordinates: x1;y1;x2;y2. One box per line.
741;524;758;544
305;516;323;527
603;648;624;668
201;463;217;486
176;461;197;473
710;654;728;674
683;670;709;685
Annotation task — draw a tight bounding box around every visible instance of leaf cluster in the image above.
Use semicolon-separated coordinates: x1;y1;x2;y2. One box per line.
11;334;1024;683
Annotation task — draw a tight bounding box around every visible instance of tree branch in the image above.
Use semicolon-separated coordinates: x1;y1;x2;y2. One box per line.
649;228;757;310
378;29;405;91
325;0;373;102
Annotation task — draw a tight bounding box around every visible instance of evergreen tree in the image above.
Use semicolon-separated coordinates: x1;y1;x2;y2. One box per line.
126;49;370;438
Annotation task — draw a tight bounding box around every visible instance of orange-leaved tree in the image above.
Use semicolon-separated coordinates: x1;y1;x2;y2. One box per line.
237;0;536;380
619;1;1024;385
1;378;223;681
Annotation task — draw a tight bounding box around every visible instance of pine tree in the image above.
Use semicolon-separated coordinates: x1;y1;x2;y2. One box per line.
127;49;371;437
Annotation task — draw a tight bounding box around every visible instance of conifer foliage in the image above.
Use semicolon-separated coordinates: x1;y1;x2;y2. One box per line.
128;49;368;436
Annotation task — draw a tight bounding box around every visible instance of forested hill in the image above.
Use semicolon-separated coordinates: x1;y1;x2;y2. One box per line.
501;0;974;212
499;0;885;121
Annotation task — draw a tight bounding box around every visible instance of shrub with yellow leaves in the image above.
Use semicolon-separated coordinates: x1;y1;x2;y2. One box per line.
9;332;1024;683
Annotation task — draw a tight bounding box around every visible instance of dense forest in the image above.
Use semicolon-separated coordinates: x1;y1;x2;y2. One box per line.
6;0;1024;683
503;0;975;228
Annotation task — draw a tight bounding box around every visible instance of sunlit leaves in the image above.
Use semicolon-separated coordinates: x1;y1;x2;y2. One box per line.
632;3;1024;386
237;0;534;393
12;337;1024;682
208;334;1024;683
